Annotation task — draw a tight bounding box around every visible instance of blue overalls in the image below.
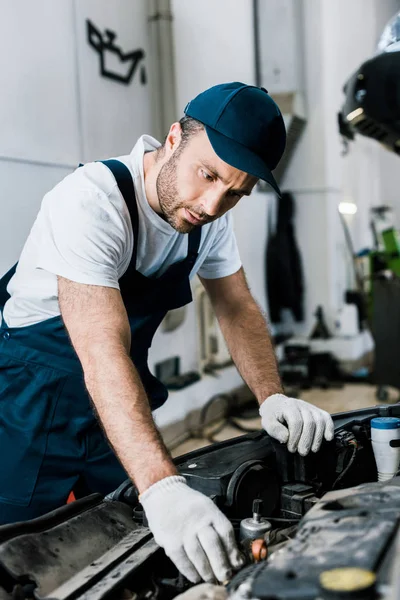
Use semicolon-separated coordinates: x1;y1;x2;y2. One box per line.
0;160;201;524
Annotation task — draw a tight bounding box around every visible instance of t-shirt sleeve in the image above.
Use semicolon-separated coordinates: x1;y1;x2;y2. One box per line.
35;179;130;289
197;213;242;279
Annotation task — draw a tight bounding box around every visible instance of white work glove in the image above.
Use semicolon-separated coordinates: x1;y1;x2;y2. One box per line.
259;393;334;455
140;475;244;584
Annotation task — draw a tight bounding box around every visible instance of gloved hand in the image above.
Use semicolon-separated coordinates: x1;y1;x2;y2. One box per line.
259;393;334;455
140;475;244;583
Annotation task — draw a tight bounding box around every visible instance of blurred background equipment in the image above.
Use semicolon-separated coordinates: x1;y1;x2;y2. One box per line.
338;11;400;156
266;192;304;325
337;10;400;402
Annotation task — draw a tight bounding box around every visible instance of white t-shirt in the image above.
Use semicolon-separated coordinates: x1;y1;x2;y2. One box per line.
3;135;242;328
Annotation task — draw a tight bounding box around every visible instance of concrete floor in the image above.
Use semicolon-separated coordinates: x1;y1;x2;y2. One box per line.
171;383;399;458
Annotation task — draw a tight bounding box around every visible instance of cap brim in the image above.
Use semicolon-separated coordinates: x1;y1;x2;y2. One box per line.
205;125;282;197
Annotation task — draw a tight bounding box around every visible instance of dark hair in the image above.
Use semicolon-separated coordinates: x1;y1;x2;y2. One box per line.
156;116;204;160
178;115;204;147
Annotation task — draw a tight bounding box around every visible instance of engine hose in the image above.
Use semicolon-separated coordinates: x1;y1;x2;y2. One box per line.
331;446;357;490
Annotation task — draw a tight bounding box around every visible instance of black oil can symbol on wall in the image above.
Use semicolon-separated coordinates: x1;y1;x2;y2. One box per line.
87;20;146;85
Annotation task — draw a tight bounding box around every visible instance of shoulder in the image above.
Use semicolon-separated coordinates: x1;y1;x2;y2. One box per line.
41;159;134;224
59;159;132;199
38;159;136;254
43;134;160;212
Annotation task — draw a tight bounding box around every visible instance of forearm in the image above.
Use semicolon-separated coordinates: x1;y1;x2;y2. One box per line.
217;299;283;403
84;341;177;494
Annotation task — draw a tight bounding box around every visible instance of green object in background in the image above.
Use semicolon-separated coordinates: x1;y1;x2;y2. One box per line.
382;228;400;275
367;228;400;323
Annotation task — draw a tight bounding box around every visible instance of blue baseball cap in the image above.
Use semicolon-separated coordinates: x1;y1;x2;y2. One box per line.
184;82;286;196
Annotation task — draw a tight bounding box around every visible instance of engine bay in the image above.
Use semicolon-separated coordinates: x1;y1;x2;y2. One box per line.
1;403;400;600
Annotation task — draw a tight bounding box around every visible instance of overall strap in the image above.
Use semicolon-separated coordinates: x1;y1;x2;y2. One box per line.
100;159;139;269
0;162;138;311
187;226;201;263
0;263;17;310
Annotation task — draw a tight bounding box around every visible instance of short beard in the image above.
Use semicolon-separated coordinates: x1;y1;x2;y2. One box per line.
155;150;193;233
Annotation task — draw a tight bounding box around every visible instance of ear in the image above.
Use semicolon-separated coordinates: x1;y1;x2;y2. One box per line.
164;122;182;155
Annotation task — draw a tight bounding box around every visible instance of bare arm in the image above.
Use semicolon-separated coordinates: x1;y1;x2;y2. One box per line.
200;268;283;404
58;276;177;494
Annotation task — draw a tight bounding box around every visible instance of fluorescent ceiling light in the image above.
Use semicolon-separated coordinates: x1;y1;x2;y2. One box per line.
346;107;364;122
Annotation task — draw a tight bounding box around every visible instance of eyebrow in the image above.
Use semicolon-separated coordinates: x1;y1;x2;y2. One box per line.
201;161;253;196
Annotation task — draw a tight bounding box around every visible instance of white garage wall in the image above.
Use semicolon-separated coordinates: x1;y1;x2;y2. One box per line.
0;0;78;275
74;0;154;161
0;162;73;276
0;1;80;166
0;0;154;291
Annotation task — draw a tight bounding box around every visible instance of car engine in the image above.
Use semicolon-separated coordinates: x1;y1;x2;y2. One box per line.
0;403;400;600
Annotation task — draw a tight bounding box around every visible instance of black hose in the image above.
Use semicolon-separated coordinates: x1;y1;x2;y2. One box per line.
198;393;232;443
331;446;357;490
227;417;259;434
195;393;260;444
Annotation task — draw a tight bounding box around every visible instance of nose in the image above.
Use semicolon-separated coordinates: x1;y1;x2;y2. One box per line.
201;191;224;217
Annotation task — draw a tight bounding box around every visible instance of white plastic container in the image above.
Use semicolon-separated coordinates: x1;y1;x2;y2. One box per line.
371;417;400;482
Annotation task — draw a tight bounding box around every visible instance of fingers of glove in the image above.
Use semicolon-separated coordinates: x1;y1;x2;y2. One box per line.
282;406;303;453
213;517;245;570
324;413;335;442
307;409;327;453
168;548;202;584
197;525;233;583
263;418;289;444
297;409;316;456
184;534;215;583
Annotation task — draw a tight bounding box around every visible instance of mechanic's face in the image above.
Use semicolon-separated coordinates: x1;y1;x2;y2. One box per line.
156;124;258;233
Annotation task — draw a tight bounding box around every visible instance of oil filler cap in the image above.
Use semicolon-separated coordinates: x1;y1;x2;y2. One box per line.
319;567;376;599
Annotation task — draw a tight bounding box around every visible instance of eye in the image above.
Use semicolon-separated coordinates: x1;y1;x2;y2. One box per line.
201;170;213;182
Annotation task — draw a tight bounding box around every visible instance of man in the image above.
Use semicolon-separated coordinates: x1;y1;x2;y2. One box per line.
0;82;333;583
